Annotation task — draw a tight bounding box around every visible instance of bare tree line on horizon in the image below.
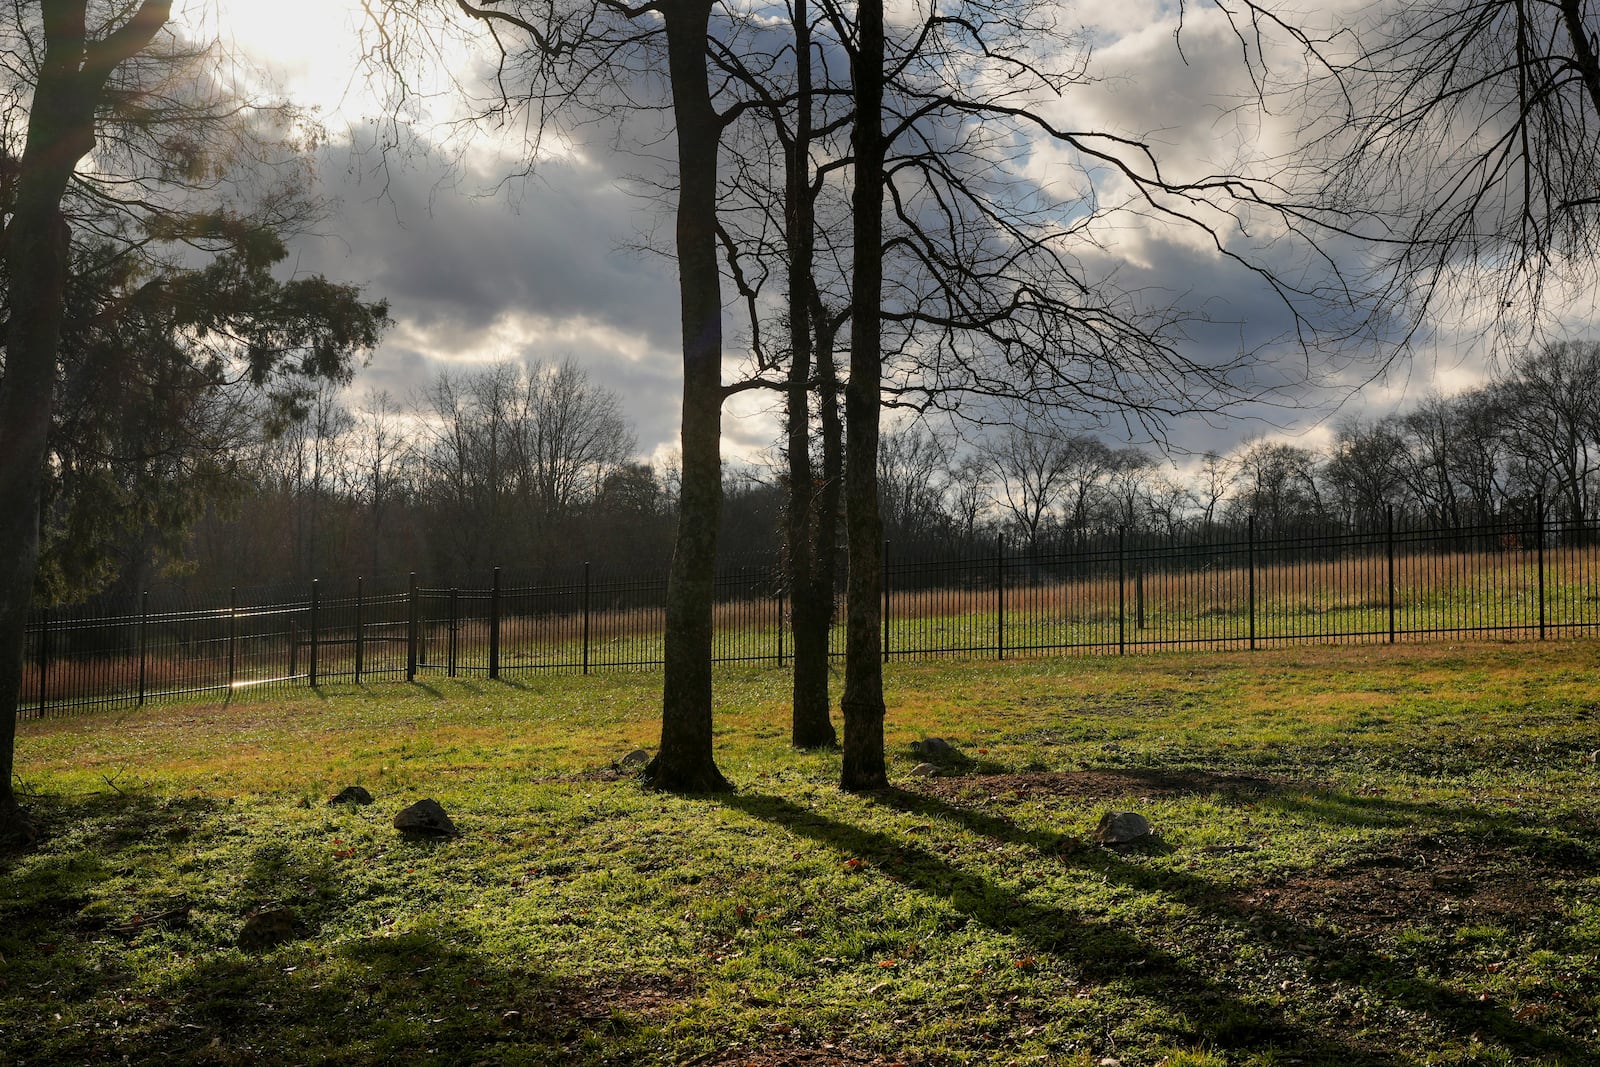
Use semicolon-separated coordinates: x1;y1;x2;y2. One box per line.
56;336;1600;608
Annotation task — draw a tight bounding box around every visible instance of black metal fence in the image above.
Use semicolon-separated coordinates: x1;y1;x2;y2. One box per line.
17;510;1600;719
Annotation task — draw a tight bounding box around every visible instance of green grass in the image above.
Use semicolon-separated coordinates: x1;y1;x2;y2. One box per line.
5;641;1600;1065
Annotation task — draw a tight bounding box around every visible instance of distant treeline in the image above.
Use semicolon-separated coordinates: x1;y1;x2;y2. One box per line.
47;340;1600;610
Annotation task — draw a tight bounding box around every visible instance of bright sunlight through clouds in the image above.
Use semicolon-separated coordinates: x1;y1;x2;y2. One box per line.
187;0;372;123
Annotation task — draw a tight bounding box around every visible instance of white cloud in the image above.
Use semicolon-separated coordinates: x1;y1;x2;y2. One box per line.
256;0;1559;474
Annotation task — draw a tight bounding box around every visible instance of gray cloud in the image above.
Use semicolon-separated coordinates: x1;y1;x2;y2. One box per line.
287;141;692;455
279;0;1546;474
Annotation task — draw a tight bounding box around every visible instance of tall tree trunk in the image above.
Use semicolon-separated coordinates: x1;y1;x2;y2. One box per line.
840;0;887;792
792;313;843;749
812;326;843;661
0;0;172;843
647;0;730;792
784;0;836;750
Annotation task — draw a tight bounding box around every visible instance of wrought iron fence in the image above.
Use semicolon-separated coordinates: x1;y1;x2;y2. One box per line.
17;510;1600;718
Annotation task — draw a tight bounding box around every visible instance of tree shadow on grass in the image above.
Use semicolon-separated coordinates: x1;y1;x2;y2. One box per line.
719;786;1592;1065
0;790;686;1066
8;919;675;1065
926;766;1596;865
868;784;1592;1063
1257;787;1599;866
720;789;1364;1063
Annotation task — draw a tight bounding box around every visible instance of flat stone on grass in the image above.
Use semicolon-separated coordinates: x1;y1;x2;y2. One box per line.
394;798;459;837
1094;811;1152;845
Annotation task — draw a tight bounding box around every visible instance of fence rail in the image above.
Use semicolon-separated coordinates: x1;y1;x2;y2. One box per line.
17;510;1600;718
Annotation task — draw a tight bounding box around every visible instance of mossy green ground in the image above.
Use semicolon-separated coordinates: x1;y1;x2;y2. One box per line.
4;640;1599;1065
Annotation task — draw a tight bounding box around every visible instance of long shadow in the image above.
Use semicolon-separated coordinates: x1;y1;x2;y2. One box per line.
857;785;1590;1062
1256;788;1599;867
9;917;660;1064
1293;772;1579;859
0;792;678;1065
954;763;1596;862
719;790;1373;1063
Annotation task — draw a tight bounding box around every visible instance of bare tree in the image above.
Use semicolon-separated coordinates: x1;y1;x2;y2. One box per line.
839;0;888;791
511;358;635;531
1324;416;1410;529
291;385;355;579
1495;340;1600;524
877;425;953;546
1449;390;1513;525
986;427;1069;552
947;454;990;544
1143;470;1198;540
413;359;633;573
416;365;517;575
1055;435;1118;539
345;390;418;579
1228;439;1325;534
364;0;743;790
1104;449;1157;529
1193;450;1236;532
1221;0;1600;339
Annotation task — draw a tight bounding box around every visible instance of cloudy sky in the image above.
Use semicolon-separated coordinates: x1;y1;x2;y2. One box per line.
191;0;1584;469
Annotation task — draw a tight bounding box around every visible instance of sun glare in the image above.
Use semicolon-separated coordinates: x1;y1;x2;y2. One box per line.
184;0;380;126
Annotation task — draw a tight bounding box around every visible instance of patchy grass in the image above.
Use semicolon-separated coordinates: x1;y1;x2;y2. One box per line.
5;641;1600;1065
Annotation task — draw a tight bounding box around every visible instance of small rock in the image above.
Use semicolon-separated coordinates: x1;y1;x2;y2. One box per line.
1094;811;1151;845
909;762;942;778
911;737;960;761
328;785;374;806
238;908;305;952
1585;749;1600;765
617;749;652;769
393;798;459;837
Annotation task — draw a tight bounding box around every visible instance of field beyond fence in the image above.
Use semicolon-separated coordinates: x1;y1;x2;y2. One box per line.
18;513;1600;718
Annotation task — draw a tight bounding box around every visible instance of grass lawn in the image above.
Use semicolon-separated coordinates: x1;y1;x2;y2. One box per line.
4;640;1599;1065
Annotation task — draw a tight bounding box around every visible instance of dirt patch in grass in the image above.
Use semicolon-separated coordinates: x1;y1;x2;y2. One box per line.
699;1048;928;1067
916;771;1584;935
1240;834;1569;932
921;767;1303;803
520;973;693;1035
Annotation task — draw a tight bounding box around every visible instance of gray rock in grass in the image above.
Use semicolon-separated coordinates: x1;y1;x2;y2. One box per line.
1094;811;1152;845
617;749;652;769
393;798;459;837
327;785;374;806
909;762;942;778
910;737;961;762
237;908;305;952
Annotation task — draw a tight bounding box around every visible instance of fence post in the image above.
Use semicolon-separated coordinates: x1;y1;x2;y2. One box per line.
582;562;591;676
228;587;238;691
355;576;365;683
406;572;418;681
1248;514;1257;652
1117;527;1126;655
309;579;320;687
489;567;501;680
137;591;149;707
1537;495;1547;639
448;586;459;678
1135;566;1146;631
882;540;891;663
36;608;48;717
1386;506;1397;644
996;535;1006;660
